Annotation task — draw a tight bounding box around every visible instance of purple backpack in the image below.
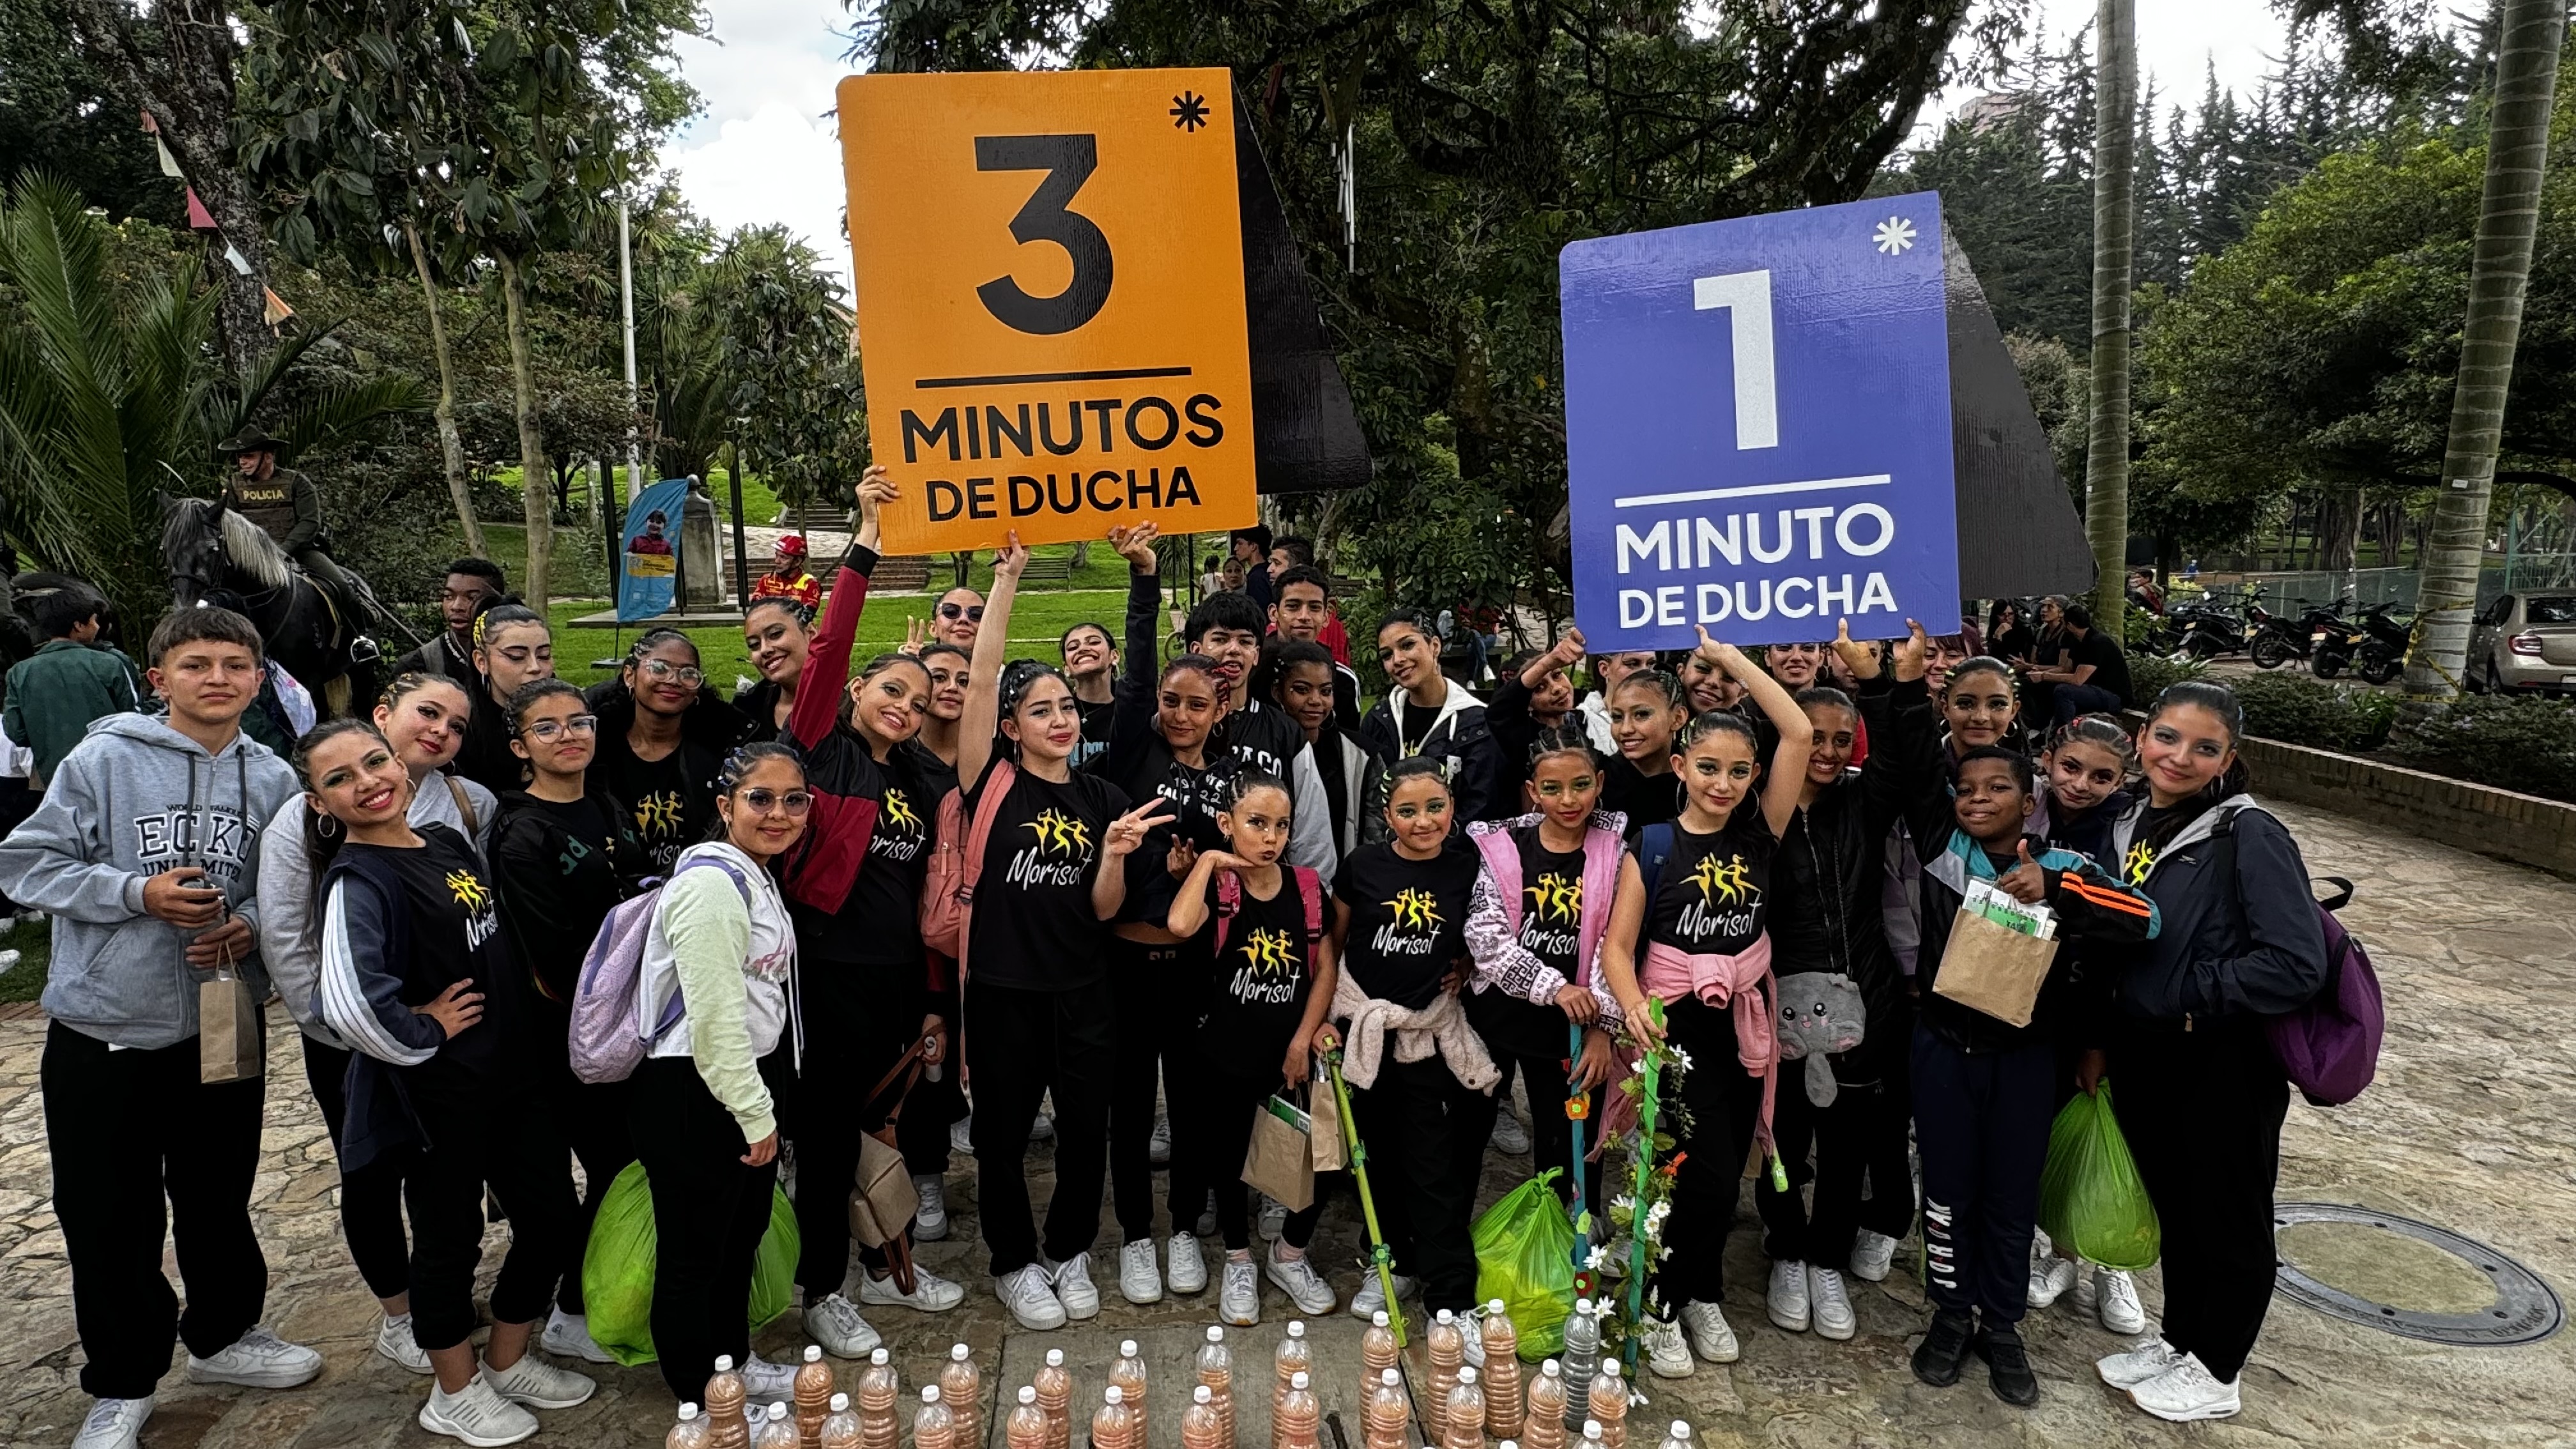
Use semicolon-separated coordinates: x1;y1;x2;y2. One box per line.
2213;811;2384;1107
567;857;753;1085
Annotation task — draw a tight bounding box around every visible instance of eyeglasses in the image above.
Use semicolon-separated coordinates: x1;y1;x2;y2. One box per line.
638;659;705;687
521;714;599;742
739;788;813;816
937;602;985;622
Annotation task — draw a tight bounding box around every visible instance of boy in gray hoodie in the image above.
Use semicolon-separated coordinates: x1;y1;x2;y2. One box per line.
0;606;318;1449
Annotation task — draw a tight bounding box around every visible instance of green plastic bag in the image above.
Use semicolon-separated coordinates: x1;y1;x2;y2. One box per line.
582;1162;802;1367
1471;1169;1577;1359
2037;1084;2160;1272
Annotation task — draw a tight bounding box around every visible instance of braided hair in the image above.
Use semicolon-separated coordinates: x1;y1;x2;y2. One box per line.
290;717;397;895
705;741;807;844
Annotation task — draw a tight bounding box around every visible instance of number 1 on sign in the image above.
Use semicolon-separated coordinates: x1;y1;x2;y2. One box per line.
1693;270;1779;450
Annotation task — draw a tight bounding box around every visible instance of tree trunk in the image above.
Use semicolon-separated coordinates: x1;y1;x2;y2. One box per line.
2404;0;2566;701
2081;0;2137;645
497;252;554;606
404;220;483;556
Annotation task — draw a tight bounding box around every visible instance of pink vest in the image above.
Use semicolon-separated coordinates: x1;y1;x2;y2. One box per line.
1469;821;1624;987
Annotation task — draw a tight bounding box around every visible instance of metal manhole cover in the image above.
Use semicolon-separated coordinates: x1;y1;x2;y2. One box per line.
2273;1202;2563;1346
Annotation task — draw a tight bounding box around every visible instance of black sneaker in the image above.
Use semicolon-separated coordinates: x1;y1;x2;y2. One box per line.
1911;1310;1975;1388
1972;1322;2040;1407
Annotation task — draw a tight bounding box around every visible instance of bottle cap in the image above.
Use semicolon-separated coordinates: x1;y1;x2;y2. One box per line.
1122;1340;1140;1356
1195;1386;1214;1405
807;1346;824;1364
925;1386;943;1404
1382;1370;1401;1386
1575;1298;1594;1314
1048;1349;1066;1367
1373;1311;1390;1328
715;1356;736;1372
1459;1366;1478;1385
1435;1308;1454;1324
832;1394;851;1412
873;1348;891;1365
1541;1360;1561;1376
1207;1325;1225;1342
770;1404;791;1421
679;1404;702;1421
1602;1358;1622;1379
1583;1423;1604;1441
1106;1387;1124;1406
1489;1298;1506;1315
1671;1423;1692;1439
1020;1388;1039;1405
954;1344;973;1361
1291;1372;1308;1390
1287;1321;1305;1338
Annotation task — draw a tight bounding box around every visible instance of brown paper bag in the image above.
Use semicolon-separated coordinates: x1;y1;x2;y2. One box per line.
1243;1096;1317;1212
1931;907;2060;1029
1307;1078;1346;1172
199;965;264;1084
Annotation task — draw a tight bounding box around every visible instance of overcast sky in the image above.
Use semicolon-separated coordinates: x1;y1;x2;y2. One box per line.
656;0;2299;293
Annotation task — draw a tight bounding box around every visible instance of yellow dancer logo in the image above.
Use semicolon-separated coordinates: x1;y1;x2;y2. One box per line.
880;788;921;834
1025;808;1092;857
1383;887;1445;933
1238;927;1296;977
634;791;683;836
445;870;491;912
1526;873;1583;926
2123;841;2156;886
1688;853;1758;907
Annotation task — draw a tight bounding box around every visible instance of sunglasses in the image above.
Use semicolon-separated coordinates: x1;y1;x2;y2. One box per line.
638;659;705;687
937;602;985;622
739;788;813;816
521;714;599;742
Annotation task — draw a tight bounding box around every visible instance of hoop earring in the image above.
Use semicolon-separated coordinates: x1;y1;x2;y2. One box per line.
316;815;341;839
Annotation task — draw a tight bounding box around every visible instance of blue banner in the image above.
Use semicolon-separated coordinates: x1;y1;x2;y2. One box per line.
616;478;691;622
1560;192;1959;648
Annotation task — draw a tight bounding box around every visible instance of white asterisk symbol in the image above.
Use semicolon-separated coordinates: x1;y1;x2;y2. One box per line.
1873;216;1917;256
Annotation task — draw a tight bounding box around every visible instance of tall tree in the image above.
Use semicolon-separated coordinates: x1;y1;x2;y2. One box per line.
2404;0;2566;699
2083;0;2138;639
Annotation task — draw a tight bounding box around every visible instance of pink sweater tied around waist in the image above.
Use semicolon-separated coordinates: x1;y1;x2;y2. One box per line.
1640;937;1781;1157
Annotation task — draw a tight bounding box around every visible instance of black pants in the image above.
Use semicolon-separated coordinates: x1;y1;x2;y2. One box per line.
300;1033;414;1301
1345;1053;1496;1314
2116;1020;2288;1381
42;1022;268;1400
633;1056;776;1404
1754;1064;1916;1267
902;986;967;1176
2053;683;2124;729
1490;1046;1608;1222
403;1086;579;1352
780;1004;917;1296
1652;997;1769;1313
555;1073;633;1314
966;976;1116;1276
1110;939;1202;1243
1910;1024;2053;1324
1177;1052;1325;1253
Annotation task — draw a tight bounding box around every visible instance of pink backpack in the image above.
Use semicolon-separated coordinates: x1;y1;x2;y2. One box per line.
1213;866;1325;954
918;760;1015;975
567;857;753;1085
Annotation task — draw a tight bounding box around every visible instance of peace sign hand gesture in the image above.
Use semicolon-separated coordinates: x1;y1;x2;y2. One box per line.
901;615;926;656
1102;799;1177;861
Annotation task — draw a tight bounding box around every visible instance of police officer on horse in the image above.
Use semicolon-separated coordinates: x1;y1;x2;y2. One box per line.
216;425;363;621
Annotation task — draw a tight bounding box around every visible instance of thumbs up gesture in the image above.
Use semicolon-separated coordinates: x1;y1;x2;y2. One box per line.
1998;837;2050;904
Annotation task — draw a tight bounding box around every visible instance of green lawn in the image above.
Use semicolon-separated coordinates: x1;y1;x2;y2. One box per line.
0;924;47;1004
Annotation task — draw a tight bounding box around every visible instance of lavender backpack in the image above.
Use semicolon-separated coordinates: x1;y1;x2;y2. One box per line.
2213;811;2384;1107
567;857;753;1085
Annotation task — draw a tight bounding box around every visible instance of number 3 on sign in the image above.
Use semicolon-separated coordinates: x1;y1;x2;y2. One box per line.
1694;270;1778;451
974;135;1112;335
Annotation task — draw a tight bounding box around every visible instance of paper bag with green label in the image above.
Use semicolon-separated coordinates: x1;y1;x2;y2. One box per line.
1243;1094;1318;1212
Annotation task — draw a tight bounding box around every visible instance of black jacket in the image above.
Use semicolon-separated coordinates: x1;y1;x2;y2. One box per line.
2109;797;2328;1028
1769;675;1935;1081
490;785;649;1004
1356;680;1505;825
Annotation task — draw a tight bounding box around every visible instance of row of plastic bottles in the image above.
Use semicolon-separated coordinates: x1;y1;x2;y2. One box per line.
668;1342;985;1449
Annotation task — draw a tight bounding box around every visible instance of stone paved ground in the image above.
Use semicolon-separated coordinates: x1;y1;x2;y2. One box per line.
2;798;2571;1449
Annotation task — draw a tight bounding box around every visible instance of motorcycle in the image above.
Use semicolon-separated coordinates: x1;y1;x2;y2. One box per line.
2250;599;2350;670
2313;601;2411;685
2152;585;2258;661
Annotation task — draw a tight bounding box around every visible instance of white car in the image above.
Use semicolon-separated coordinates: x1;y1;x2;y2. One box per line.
2467;592;2576;695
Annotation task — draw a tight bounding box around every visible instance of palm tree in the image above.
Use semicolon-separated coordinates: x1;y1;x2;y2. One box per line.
2404;0;2568;699
0;175;424;632
2083;0;2137;645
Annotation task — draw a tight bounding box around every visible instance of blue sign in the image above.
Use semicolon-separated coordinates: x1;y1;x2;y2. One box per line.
1560;192;1959;648
616;478;691;622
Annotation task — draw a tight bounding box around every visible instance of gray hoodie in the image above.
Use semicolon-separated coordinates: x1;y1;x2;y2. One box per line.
0;712;301;1048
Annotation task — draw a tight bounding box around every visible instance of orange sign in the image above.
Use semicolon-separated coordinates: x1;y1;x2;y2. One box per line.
838;69;1258;553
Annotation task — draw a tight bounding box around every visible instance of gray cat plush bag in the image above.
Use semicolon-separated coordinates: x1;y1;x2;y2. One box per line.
1774;971;1867;1106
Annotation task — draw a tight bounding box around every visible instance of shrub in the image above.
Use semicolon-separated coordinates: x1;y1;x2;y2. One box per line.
2126;652;2205;702
2229;673;2399;754
2388;694;2576;804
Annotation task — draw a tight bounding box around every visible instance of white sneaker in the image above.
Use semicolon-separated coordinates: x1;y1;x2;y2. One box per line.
1640;1317;1695;1379
1258;1195;1288;1242
1766;1258;1811;1332
376;1311;434;1374
71;1395;152;1449
1149;1115;1172;1167
913;1174;950;1242
2129;1353;2241;1423
2096;1337;2183;1389
418;1376;539;1447
1350;1270;1416;1319
1807;1265;1856;1340
805;1292;883;1357
1043;1251;1101;1319
2027;1250;2077;1309
998;1264;1068;1330
481;1352;596;1410
2094;1267;2147;1335
1491;1110;1531;1156
1849;1229;1900;1283
1266;1245;1338;1315
1119;1239;1165;1305
1680;1301;1739;1363
952;1116;974;1157
185;1324;324;1388
1220;1257;1261;1326
0;947;20;971
1167;1231;1209;1294
539;1307;612;1365
860;1264;967;1312
740;1354;801;1406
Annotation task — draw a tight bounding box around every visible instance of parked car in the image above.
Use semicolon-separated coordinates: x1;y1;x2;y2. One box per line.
2467;592;2576;694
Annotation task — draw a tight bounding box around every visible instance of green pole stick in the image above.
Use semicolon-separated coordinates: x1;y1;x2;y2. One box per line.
1324;1049;1408;1347
1625;998;1667;1373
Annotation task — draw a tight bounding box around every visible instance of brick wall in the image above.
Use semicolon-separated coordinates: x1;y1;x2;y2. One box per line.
2234;733;2576;880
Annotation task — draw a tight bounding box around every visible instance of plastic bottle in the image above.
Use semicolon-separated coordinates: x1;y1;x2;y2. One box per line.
1479;1302;1522;1440
1655;1422;1690;1449
797;1345;839;1449
708;1355;752;1449
1443;1365;1486;1449
1094;1384;1137;1449
1276;1371;1320;1449
857;1349;901;1449
759;1402;804;1449
1036;1349;1073;1449
1579;1422;1604;1449
1273;1321;1313;1432
941;1343;984;1449
1362;1368;1409;1449
821;1393;863;1449
1360;1312;1400;1405
1110;1340;1151;1449
1585;1361;1627;1449
1181;1385;1225;1449
1006;1386;1048;1449
1197;1326;1236;1449
1521;1361;1567;1449
1424;1310;1465;1445
918;1384;958;1449
670;1402;714;1449
1558;1303;1599;1434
